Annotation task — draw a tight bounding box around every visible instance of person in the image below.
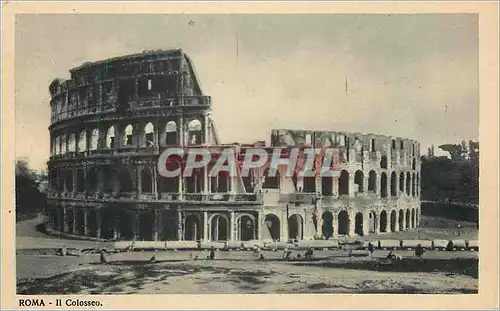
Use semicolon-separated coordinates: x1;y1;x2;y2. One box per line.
368;242;375;255
209;246;215;260
282;249;292;260
415;244;425;258
258;253;265;261
304;247;314;260
386;251;395;260
100;250;108;264
149;254;157;263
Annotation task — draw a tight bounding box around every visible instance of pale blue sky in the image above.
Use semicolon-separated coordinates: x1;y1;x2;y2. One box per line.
15;14;478;170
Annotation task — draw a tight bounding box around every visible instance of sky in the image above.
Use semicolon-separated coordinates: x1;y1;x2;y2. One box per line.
15;14;479;171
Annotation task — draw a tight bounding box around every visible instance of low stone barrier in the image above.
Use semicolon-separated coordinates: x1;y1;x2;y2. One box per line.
348;250;371;257
378;239;400;250
451;239;467;250
467;240;479;251
432;239;449;250
165;241;198;250
132;241;167;251
200;241;226;250
114;241;133;251
296;240;339;249
242;240;265;249
400;240;432;250
263;241;293;250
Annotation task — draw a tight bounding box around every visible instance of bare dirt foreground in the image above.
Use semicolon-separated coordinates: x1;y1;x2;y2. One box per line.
17;250;478;294
16;216;478;294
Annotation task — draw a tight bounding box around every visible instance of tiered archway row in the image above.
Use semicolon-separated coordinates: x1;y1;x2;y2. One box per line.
47;204;260;242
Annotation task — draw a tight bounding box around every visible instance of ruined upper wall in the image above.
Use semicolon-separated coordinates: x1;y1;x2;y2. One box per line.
271;129;420;158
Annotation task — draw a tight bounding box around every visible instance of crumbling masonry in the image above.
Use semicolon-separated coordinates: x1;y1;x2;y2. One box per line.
47;49;421;242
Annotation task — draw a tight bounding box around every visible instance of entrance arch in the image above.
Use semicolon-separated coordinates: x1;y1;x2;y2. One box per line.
406;209;411;230
368;211;377;233
338;211;349;235
210;214;229;241
237;215;256;241
380;210;388;233
321;211;334;239
354;212;364;236
118;211;134;240
185;214;202;241
398;210;404;232
288;214;304;240
265;214;281;241
390;210;397;232
411;209;416;228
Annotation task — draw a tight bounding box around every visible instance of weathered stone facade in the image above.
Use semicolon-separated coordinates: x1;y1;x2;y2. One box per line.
46;50;421;242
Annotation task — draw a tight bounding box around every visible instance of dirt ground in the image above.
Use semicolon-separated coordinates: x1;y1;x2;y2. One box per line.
15;215;479;294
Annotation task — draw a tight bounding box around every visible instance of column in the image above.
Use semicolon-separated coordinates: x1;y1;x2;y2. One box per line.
153;210;159;241
363;176;369;194
178;115;185;147
374;212;380;234
72;168;77;195
363;212;370;237
178;175;183;200
376;173;381;198
257;210;263;240
332;178;339;198
203;113;209;145
83;208;89;236
348;211;356;236
96;209;101;239
348;174;355;197
203;168;209;193
72;207;77;234
137;167;142;194
62;207;69;232
395;212;400;232
133;210;139;240
230;211;236;241
203;211;209;242
113;215;119;240
177;208;183;241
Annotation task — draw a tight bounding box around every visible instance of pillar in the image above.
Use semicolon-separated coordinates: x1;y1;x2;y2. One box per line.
332;178;339;198
62;207;69;232
72;206;77;234
203;113;209;145
395;212;400;232
257;210;263;240
348;174;355;197
230;211;236;241
179;115;185;147
137;167;142;194
133;210;139;240
362;212;370;236
96;209;101;239
203;168;209;193
203;211;208;242
348;211;356;236
153;210;159;241
83;208;89;236
177;208;183;241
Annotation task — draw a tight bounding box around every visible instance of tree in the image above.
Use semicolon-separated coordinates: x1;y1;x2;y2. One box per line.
15;159;47;221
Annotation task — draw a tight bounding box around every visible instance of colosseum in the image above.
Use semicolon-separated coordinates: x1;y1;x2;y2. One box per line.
46;49;421;243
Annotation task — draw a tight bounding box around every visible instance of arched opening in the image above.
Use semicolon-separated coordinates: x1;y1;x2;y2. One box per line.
338;170;349;195
322;212;334;239
106;126;115;148
380;211;388;233
87;209;98;238
118;211;134;240
101;208;116;240
75;208;85;235
68;133;76;152
158;164;179;194
412;173;416;197
185;214;202;241
368;211;377;233
263;169;280;189
321;176;332;195
165;121;177;145
118;168;134;193
390;171;397;196
390;210;397;232
187;119;202;145
78;131;87;152
60;135;67;154
416;173;420;196
411;209;416;228
406;172;411;195
86;167;99;192
124;124;134;146
354;170;364;193
212;171;230;193
76;169;84;192
355;212;364;236
90;129;99;150
65;170;73;192
338;211;349;235
368;170;376;192
141;168;153;193
303;176;316;193
210;214;229;241
99;167;117;194
238;215;255;241
186;168;204;193
405;209;411;230
398;210;404;231
160;210;179;241
399;172;405;192
380;172;387;198
54;136;60;155
144;122;155;147
137;211;153;240
412;158;416;170
288;214;303;240
265;214;281;241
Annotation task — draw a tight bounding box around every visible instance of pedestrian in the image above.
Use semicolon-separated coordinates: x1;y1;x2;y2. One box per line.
149;254;157;263
368;242;375;255
209;246;215;260
415;244;425;258
100;250;108;264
